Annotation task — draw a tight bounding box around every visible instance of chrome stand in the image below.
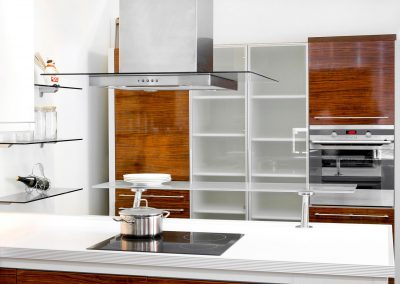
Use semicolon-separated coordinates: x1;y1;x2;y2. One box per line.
296;191;314;228
131;188;146;208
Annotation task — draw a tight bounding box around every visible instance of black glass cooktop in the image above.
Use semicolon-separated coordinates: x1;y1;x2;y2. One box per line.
88;231;243;256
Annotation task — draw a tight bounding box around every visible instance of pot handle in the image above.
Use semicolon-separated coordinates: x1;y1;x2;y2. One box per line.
113;216;135;223
162;210;170;218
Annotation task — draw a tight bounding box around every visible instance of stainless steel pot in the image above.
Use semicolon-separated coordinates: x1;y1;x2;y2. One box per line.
113;207;170;237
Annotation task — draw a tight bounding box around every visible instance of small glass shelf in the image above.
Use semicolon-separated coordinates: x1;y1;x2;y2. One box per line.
0;138;82;148
35;84;82;97
0;188;83;204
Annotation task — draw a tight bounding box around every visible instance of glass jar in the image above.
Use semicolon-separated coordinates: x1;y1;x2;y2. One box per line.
34;107;46;140
44;106;57;140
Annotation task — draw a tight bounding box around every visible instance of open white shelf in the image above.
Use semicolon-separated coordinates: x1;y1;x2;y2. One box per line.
193;133;245;137
193;172;246;177
252;137;306;142
192;95;245;100
252;173;307;178
192;208;246;215
252;95;306;99
251;215;300;221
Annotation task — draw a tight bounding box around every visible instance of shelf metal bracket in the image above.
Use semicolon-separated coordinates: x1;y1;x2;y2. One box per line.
38;85;59;97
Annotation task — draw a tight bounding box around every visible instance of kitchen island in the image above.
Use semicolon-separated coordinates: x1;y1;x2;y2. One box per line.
0;213;394;284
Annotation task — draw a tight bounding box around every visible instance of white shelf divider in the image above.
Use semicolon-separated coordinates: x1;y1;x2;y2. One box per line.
192;95;245;100
252;173;307;178
193;172;247;177
252;137;306;142
193;133;245;137
192;208;246;215
252;95;306;99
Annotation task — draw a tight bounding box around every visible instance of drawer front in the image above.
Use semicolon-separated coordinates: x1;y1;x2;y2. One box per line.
309;206;394;225
116;189;190;218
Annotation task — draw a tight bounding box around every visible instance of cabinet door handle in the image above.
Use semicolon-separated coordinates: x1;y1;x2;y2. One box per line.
314;116;389;119
118;194;185;199
163;208;185;212
142;195;185;199
314;213;389;218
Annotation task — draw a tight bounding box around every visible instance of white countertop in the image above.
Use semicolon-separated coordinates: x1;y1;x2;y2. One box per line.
0;213;394;282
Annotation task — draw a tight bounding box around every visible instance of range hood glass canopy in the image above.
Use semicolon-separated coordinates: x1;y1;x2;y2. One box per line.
41;71;278;91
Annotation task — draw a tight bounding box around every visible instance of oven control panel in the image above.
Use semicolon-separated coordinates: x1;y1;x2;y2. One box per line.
309;126;394;143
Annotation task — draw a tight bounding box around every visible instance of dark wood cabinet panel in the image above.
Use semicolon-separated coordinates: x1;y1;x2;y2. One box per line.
309;206;394;226
309;34;395;125
0;268;17;284
148;277;245;284
114;49;190;217
116;189;190;218
16;270;146;284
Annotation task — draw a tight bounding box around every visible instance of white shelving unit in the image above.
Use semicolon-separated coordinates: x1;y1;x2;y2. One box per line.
248;44;308;221
191;45;248;220
190;43;308;221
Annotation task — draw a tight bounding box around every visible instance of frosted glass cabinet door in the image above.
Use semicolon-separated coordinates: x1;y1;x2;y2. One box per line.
0;0;34;131
191;46;247;182
249;44;307;221
191;45;247;220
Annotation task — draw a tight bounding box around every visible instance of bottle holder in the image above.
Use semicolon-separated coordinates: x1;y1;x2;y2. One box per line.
25;163;51;193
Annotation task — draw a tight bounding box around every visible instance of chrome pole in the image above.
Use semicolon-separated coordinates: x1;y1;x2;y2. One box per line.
296;191;314;228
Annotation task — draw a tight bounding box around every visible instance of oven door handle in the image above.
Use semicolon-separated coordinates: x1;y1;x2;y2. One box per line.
292;128;307;154
310;140;392;145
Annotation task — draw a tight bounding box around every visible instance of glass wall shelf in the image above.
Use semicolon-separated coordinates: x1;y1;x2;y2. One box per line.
0;138;83;148
93;181;356;194
41;71;278;91
0;188;83;204
34;84;82;97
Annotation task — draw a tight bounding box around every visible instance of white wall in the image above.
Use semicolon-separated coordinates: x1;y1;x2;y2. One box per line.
0;0;34;131
214;0;400;44
0;0;118;215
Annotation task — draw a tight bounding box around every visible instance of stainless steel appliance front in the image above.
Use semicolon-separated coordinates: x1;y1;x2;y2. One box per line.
309;125;394;192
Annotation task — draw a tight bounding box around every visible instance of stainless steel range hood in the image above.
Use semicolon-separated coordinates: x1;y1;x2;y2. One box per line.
115;0;236;91
42;0;277;90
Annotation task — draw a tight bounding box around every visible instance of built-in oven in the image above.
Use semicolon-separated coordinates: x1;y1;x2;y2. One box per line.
309;125;394;192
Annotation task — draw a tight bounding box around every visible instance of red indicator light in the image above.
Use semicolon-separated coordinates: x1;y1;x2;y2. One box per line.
346;130;357;135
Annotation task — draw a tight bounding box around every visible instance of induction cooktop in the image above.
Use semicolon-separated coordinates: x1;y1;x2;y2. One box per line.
88;231;243;256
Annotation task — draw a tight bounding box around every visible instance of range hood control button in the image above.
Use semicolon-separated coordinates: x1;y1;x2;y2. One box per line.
331;131;338;137
366;131;372;138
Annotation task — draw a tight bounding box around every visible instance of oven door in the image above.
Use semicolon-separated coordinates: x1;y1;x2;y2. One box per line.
310;142;394;190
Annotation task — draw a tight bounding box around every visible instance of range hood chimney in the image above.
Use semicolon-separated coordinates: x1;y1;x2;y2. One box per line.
120;0;213;74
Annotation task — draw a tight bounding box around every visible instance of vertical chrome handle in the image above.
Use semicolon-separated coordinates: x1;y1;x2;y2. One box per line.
292;128;307;154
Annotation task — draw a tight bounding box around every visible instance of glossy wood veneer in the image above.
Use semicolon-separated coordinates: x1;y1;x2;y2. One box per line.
309;206;394;226
309;34;395;125
0;268;16;284
16;270;146;284
148;277;245;284
114;49;190;217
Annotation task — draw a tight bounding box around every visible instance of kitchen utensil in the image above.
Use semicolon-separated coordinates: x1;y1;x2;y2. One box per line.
113;207;170;237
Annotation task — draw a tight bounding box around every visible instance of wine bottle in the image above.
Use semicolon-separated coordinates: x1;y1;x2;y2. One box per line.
16;176;50;190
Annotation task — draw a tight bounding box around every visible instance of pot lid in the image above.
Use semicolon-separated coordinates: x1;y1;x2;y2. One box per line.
119;207;164;217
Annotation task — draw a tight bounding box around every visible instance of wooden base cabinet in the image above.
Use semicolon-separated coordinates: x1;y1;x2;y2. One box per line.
16;270;146;284
4;270;244;284
309;206;394;226
0;268;16;284
148;277;245;284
